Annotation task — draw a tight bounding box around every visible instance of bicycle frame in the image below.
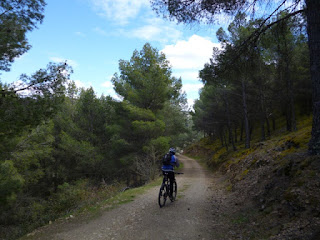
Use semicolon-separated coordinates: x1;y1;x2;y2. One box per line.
158;171;177;208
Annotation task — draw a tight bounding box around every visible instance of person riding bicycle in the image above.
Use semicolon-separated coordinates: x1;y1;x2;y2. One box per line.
161;147;179;199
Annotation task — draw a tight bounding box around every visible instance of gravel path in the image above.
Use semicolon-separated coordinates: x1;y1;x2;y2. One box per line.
24;155;227;240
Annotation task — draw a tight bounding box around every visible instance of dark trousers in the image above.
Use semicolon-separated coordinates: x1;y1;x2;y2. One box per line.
163;171;175;195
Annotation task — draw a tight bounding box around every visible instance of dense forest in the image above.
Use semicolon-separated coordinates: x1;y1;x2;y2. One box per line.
151;0;320;154
1;0;320;239
0;2;197;238
1;45;195;237
193;11;311;150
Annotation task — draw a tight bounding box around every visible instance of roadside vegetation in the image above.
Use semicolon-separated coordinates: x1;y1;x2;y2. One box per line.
185;116;320;239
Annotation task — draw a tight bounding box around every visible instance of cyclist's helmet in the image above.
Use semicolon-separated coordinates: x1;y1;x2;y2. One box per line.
169;147;176;155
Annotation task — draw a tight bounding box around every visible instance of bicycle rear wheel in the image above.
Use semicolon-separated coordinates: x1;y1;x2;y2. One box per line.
158;184;167;208
171;180;177;202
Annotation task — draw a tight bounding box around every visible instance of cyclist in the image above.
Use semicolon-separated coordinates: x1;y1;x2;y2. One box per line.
162;147;179;199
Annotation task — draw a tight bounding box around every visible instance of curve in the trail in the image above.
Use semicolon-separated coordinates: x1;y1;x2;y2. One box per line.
23;155;217;240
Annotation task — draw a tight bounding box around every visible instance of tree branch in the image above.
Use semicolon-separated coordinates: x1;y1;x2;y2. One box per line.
235;9;305;58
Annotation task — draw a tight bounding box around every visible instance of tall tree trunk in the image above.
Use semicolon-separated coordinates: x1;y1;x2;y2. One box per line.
260;118;266;141
234;123;238;143
272;117;276;131
306;0;320;155
289;78;297;131
219;130;224;147
224;91;236;151
285;43;297;131
259;83;266;141
228;125;236;150
266;116;271;137
286;69;293;131
223;128;228;151
240;121;244;142
250;121;254;136
241;78;250;148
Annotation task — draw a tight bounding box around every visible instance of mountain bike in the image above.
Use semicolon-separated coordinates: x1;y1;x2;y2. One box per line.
158;171;182;208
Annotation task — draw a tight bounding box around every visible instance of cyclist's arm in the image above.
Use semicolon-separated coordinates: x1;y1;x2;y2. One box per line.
174;156;180;168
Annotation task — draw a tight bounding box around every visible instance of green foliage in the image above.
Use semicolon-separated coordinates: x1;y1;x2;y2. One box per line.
50;181;87;213
75;87;104;136
0;160;24;207
152;0;320;154
132;119;165;137
160;102;189;136
111;42;188;112
110;43;189;183
143;136;170;155
112;43;173;112
151;0;248;24
58;131;103;179
0;180;126;240
192;12;310;150
10;123;54;186
0;62;70;161
0;0;46;71
1;43;190;239
122;101;156;121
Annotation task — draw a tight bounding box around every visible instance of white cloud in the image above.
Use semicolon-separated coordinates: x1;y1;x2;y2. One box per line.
12;80;33;96
90;0;149;25
130;25;161;40
187;99;196;110
162;35;221;70
101;80;113;88
93;27;108;36
73;79;91;89
161;35;219;108
173;71;199;81
182;83;204;93
101;80;118;97
117;18;182;43
128;23;182;43
50;57;78;68
75;31;86;37
183;83;204;107
89;1;182;43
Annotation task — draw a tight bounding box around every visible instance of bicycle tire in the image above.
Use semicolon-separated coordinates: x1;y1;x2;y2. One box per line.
171;180;177;202
158;184;167;208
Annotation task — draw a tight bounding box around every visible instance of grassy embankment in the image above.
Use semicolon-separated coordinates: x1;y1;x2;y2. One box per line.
185;116;313;172
184;116;320;239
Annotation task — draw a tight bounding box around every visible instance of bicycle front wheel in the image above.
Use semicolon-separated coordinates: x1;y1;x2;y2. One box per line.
158;184;167;208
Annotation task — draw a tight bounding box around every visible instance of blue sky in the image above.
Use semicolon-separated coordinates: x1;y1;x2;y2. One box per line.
1;0;225;107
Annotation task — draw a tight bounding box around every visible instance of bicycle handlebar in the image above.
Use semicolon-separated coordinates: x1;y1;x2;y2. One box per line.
162;171;184;175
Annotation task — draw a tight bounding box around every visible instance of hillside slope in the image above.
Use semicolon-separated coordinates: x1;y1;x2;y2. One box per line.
185;118;320;239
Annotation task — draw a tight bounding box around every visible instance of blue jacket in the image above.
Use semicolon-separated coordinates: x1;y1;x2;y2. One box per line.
162;154;179;171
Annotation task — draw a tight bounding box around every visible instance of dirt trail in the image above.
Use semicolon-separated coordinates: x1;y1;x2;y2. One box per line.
24;155;230;240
